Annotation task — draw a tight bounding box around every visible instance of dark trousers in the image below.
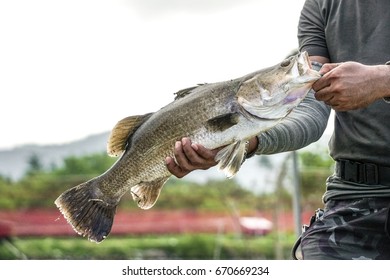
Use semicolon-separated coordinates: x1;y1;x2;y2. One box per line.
301;197;390;260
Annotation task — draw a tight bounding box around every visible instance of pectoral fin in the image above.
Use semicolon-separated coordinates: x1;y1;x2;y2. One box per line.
107;113;153;157
130;177;169;210
215;140;248;178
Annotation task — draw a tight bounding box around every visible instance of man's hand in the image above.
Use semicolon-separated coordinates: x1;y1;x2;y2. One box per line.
165;138;219;178
313;62;390;111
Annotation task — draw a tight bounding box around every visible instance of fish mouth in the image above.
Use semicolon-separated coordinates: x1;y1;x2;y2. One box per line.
282;52;320;105
296;51;321;82
299;51;311;69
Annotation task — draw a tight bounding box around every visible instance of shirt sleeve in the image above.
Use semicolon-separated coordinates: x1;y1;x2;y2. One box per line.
249;0;332;156
298;0;330;58
253;62;331;155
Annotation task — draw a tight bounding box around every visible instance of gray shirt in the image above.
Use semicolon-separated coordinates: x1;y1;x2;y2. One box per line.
255;0;390;202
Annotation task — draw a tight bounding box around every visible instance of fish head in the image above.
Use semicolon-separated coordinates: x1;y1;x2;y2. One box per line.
237;51;321;119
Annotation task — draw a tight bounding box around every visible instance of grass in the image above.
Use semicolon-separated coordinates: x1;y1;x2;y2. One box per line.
0;232;297;260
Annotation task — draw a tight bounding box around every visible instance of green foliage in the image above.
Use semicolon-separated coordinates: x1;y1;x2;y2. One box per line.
299;150;333;168
152;179;259;212
298;149;334;208
52;153;117;177
0;233;297;260
0;153;117;210
25;153;44;176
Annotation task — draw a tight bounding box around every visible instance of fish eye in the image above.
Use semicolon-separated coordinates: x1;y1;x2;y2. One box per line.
281;58;291;67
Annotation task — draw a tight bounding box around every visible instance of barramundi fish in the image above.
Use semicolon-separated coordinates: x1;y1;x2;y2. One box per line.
55;51;320;242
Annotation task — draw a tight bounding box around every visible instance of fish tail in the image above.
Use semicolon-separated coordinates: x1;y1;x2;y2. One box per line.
55;180;117;243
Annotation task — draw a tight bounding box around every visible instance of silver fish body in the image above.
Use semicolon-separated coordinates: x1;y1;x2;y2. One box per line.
55;51;320;242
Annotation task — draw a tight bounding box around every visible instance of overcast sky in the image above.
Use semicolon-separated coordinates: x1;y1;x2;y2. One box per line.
0;0;312;150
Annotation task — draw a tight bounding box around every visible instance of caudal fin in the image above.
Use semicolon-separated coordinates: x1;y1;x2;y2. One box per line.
55;181;117;243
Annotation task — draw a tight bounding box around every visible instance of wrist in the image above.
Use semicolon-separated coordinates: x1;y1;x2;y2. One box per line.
245;137;258;159
383;61;390;103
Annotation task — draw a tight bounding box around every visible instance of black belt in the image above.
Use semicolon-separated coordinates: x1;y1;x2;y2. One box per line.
335;159;390;185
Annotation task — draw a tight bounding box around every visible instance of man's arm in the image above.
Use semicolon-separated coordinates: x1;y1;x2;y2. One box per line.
313;61;390;111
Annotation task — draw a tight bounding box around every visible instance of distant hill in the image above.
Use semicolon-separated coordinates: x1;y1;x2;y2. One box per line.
0;132;110;180
0;131;331;193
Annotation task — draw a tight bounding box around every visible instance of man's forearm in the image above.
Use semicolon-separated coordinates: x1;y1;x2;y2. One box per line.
253;89;331;155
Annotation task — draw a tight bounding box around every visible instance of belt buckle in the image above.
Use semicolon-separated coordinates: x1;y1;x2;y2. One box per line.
339;160;379;185
341;160;361;183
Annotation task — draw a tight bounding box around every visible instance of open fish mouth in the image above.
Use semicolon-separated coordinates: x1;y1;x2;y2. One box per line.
297;51;321;80
282;52;321;105
300;51;311;69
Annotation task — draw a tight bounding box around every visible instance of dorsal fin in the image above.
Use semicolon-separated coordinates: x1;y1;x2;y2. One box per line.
173;84;206;100
107;113;153;157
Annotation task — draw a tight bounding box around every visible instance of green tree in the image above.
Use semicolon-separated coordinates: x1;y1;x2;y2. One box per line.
25;153;44;176
0;153;118;209
53;152;117;177
298;149;334;208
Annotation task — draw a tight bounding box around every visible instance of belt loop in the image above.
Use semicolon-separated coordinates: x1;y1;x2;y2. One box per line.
339;159;345;179
364;163;379;185
357;162;364;184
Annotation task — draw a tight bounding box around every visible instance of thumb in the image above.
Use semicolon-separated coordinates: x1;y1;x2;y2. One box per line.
319;62;342;75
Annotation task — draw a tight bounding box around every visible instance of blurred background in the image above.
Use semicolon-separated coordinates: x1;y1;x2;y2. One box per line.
0;0;334;260
0;140;333;260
